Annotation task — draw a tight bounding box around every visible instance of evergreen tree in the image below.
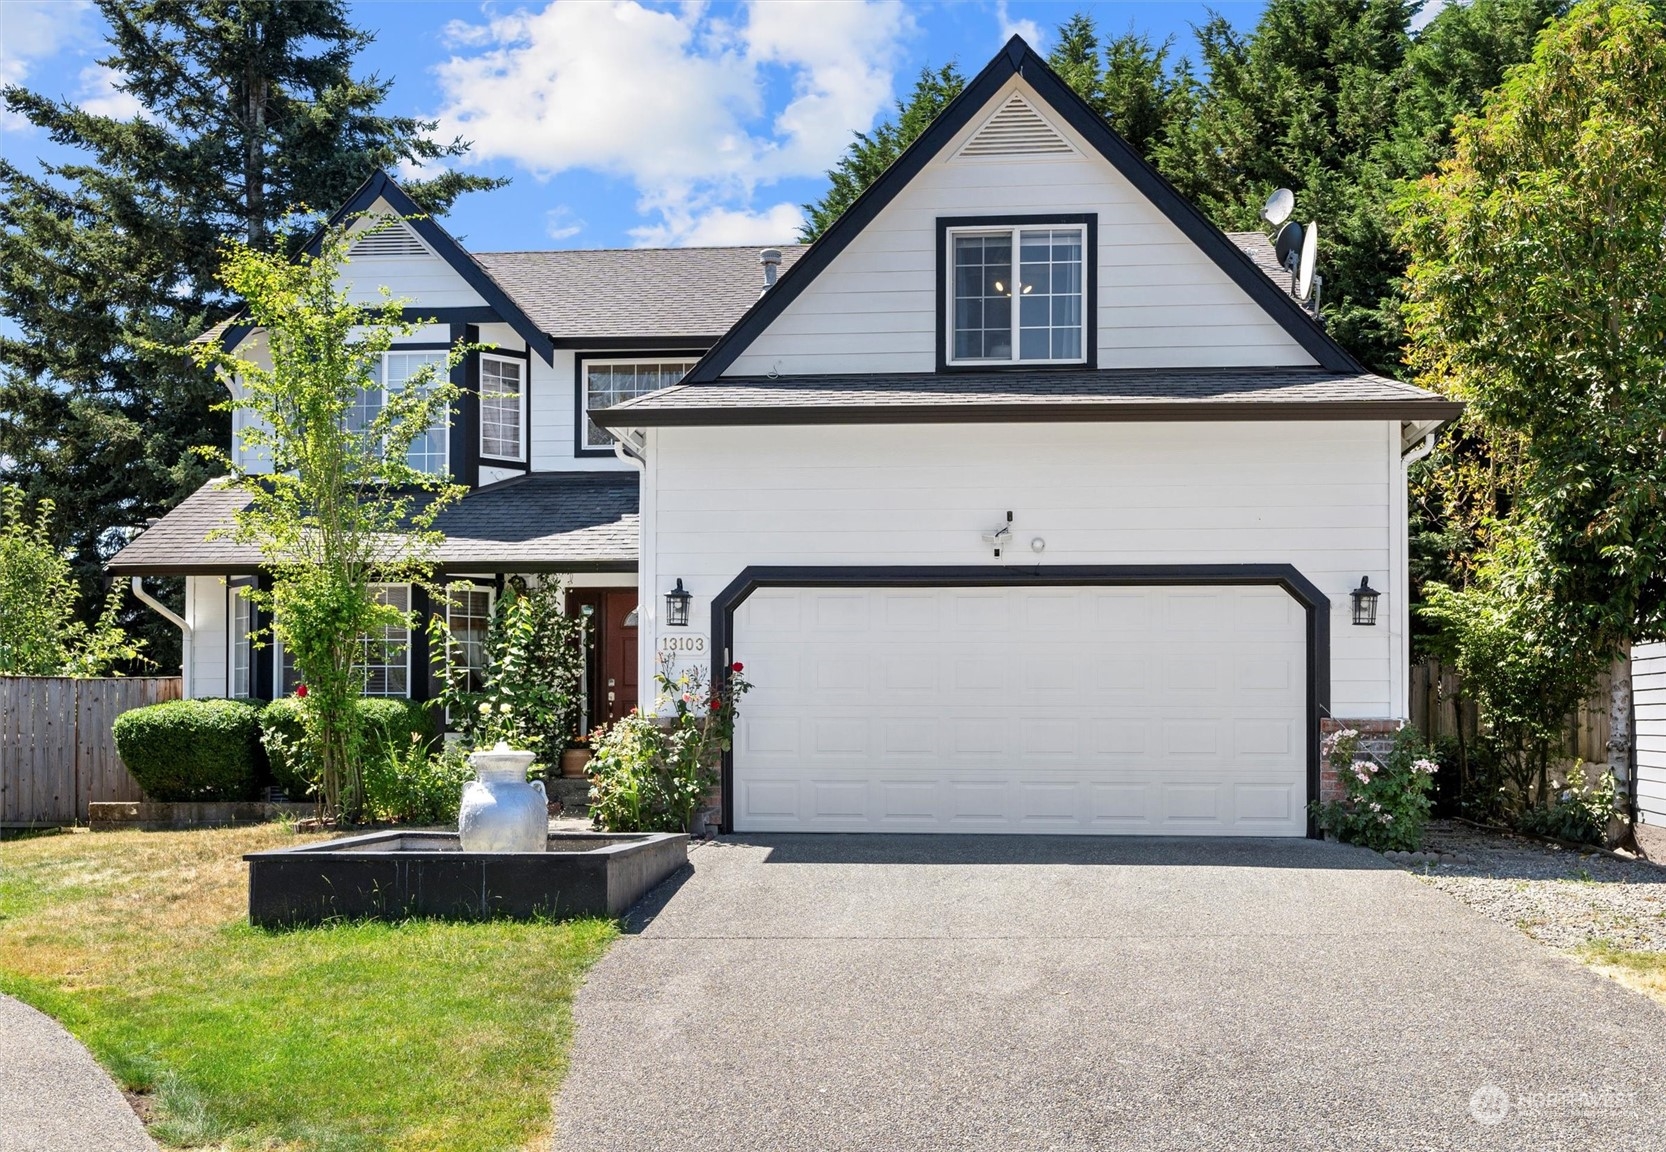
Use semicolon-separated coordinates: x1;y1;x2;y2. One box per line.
798;64;965;242
0;0;502;670
1048;14;1192;162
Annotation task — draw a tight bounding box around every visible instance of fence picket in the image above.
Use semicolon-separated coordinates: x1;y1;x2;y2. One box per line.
0;677;182;825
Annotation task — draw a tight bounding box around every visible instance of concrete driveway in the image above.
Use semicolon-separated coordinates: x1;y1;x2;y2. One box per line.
553;836;1666;1151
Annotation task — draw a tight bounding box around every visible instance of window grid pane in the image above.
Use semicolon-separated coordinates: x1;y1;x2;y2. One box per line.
359;584;411;697
230;593;252;699
951;233;1012;361
480;357;523;459
383;352;451;476
584;360;697;447
949;226;1085;364
446;585;493;706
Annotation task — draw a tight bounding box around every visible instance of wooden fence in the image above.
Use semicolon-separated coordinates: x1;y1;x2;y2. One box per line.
1;676;181;825
1409;658;1617;767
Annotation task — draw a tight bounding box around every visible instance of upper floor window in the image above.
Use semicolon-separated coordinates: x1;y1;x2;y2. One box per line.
347;350;451;475
580;357;699;451
946;222;1088;366
479;354;525;461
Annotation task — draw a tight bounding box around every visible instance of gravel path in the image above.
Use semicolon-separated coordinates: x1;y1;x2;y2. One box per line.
1402;820;1666;952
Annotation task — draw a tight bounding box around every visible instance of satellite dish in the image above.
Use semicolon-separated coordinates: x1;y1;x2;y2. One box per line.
1297;221;1319;301
1274;220;1304;270
1260;187;1295;227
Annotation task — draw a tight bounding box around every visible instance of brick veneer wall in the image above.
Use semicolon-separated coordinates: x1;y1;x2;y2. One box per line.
1319;718;1406;804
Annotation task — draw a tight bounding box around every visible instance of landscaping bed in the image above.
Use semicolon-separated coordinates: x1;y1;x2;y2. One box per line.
1394;819;1666;1004
0;824;616;1150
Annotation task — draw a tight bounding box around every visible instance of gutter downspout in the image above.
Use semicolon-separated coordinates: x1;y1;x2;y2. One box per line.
131;575;192;697
131;576;189;636
613;429;647;467
1402;433;1435;466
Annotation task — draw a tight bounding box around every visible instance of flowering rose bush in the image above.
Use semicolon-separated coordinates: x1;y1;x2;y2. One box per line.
587;657;752;834
1314;725;1437;852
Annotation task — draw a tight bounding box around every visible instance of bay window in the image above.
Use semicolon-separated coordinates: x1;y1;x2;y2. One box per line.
348;350;451;475
479;355;525;461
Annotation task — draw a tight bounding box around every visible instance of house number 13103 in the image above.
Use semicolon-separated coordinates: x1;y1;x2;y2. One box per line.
659;634;708;655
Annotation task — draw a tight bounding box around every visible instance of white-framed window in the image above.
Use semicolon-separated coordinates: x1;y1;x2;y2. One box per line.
441;582;494;721
347;350;451;475
582;358;699;449
479;355;525;461
272;583;412;697
947;224;1087;365
228;587;254;699
359;583;412;697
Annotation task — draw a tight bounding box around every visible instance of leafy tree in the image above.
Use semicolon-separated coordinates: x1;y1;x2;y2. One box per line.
0;485;143;676
798;63;965;242
196;220;466;821
0;0;501;668
1398;0;1666;661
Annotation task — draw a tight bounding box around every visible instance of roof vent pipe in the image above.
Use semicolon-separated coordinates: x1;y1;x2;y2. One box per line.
759;248;782;296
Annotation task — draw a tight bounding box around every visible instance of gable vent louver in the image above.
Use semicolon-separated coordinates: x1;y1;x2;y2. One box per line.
348;220;429;259
957;94;1075;158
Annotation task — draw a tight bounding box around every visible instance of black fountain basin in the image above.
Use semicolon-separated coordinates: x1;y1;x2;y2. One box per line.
245;830;688;926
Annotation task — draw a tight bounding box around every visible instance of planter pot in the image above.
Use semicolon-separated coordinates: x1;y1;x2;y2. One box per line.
458;743;546;852
560;747;593;779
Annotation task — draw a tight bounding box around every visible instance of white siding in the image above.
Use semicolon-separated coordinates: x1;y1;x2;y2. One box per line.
185;575;230;699
337;197;486;309
528;348;640;473
725;76;1314;377
1636;643;1666;824
643;420;1406;720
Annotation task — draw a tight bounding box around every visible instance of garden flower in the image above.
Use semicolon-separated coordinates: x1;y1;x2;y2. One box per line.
295;684;307;698
1411;758;1439;776
499;703;512;714
478;702;491;715
732;662;744;673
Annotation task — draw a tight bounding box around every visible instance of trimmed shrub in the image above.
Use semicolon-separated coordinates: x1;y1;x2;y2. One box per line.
260;696;438;800
364;735;474;825
112;698;264;802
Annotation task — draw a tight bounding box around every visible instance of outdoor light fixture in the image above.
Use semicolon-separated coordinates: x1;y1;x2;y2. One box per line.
1351;576;1381;626
665;579;692;627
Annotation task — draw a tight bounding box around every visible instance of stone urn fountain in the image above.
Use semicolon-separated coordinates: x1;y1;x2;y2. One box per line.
458;742;546;852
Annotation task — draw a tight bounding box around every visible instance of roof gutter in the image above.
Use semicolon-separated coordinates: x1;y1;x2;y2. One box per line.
131;575;190;637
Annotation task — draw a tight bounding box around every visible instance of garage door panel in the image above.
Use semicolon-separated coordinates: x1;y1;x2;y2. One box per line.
733;584;1308;836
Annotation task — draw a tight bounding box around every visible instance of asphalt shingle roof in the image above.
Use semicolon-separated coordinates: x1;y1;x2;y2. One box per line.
593;366;1462;426
107;472;639;575
474;246;808;341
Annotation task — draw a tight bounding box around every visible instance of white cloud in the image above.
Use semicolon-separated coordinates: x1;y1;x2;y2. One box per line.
545;205;586;241
76;64;142;119
1410;0;1451;32
0;0;95;129
433;0;911;245
995;0;1044;53
629;199;803;247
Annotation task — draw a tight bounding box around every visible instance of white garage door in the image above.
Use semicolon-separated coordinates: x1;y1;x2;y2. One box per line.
732;584;1308;836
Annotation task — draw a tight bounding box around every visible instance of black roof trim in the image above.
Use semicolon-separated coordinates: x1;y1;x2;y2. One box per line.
209;171;554;364
598;398;1461;427
684;34;1362;383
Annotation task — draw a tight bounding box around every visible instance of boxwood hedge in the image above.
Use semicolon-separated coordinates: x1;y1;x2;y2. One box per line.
112;698;265;802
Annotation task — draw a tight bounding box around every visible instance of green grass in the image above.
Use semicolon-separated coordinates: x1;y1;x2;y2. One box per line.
1577;942;1666;1008
0;825;616;1151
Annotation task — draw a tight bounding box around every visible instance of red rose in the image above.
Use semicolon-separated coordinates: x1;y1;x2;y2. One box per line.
295;684;308;698
731;661;744;673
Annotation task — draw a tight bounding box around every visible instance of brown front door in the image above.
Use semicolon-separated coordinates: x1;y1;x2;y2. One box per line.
568;588;639;734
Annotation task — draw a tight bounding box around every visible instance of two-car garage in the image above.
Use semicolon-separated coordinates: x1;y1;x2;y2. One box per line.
722;571;1322;837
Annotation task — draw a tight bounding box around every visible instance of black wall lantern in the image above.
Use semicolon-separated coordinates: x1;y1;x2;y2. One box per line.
665;578;692;627
1351;576;1381;626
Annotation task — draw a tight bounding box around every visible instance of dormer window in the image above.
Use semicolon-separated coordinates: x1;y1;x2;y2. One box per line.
941;216;1094;369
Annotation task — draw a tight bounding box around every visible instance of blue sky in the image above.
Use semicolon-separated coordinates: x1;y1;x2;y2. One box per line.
0;1;1437;253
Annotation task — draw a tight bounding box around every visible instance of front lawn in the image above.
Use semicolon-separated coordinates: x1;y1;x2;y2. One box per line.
0;824;616;1151
1579;944;1666;1007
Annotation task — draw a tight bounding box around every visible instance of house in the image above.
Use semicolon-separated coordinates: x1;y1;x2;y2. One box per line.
110;35;1460;838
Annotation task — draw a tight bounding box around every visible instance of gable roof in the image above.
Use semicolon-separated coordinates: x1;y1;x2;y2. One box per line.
474;246;808;344
685;35;1363;383
207;170;555;362
593;366;1459;428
